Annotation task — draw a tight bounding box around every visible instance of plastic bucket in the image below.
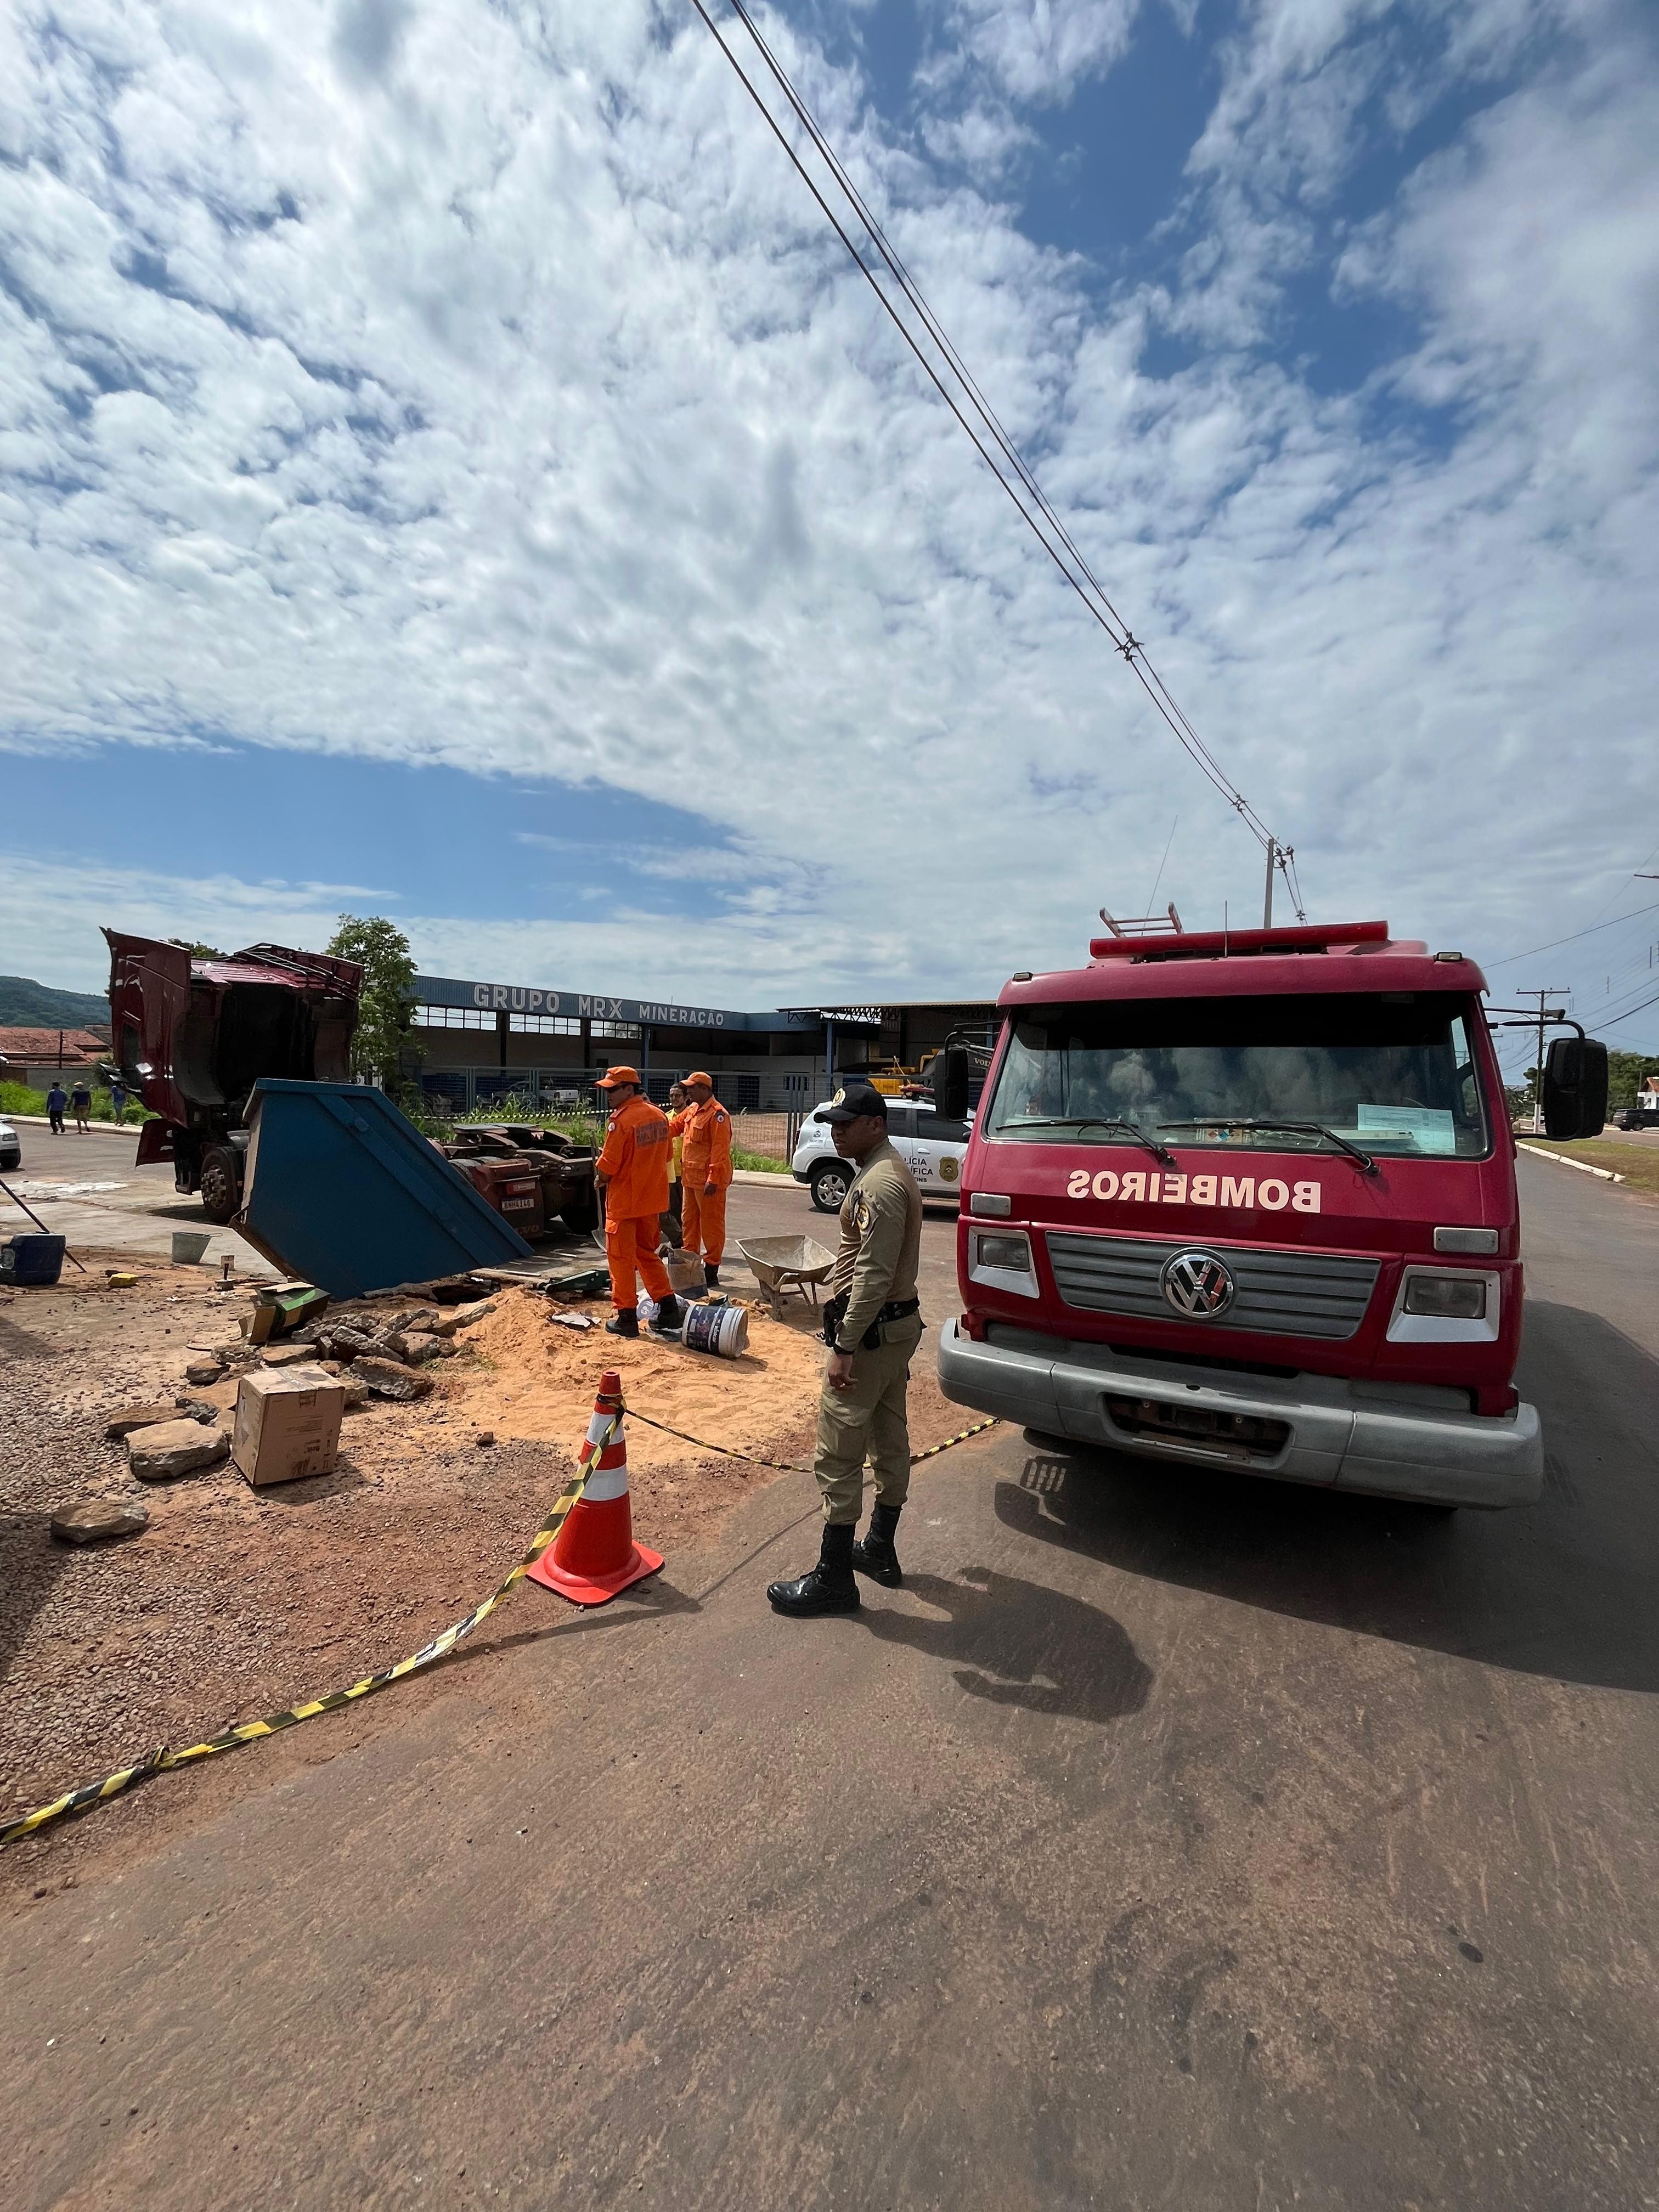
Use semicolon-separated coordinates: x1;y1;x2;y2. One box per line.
1;1234;67;1287
171;1231;212;1266
681;1300;749;1358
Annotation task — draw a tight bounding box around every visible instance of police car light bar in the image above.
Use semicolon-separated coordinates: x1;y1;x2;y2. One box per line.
1087;919;1391;962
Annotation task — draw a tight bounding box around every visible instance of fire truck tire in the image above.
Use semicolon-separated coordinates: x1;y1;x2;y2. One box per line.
199;1146;242;1224
809;1160;853;1212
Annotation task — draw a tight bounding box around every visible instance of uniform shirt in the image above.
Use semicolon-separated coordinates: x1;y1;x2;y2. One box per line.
831;1136;923;1351
680;1095;733;1188
596;1094;672;1218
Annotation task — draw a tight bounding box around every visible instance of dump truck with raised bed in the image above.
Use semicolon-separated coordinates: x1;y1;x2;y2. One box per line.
104;930;363;1223
936;918;1608;1510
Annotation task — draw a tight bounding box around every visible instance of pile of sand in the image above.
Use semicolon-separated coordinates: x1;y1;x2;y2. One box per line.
443;1291;825;1468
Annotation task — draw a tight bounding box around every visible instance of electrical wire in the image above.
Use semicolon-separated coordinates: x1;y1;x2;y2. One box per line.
1487;900;1659;967
685;0;1304;905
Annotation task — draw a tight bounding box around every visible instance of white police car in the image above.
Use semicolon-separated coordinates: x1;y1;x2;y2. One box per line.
792;1096;972;1212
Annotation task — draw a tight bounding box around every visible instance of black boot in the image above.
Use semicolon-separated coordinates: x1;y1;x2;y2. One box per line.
605;1308;639;1338
768;1522;860;1617
653;1293;684;1334
704;1262;720;1290
851;1500;904;1588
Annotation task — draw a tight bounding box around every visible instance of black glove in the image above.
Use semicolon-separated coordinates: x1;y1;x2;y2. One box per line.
821;1291;848;1350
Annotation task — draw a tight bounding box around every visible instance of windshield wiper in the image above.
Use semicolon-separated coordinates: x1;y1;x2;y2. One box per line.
1011;1118;1177;1166
1157;1119;1379;1175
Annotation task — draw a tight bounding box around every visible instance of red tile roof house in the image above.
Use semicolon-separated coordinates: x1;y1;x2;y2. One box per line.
0;1027;113;1090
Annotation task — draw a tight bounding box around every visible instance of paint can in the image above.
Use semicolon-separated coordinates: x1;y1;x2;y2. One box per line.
681;1299;749;1359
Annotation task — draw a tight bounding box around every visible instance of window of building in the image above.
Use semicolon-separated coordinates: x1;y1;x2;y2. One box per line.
415;1005;493;1030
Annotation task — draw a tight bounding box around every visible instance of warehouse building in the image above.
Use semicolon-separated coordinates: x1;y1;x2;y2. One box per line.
409;973;998;1114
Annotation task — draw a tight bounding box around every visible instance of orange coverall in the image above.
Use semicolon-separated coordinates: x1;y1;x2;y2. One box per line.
678;1095;733;1267
598;1095;673;1311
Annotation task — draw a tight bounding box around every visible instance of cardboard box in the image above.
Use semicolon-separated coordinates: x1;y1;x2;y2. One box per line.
243;1280;330;1346
232;1366;346;1487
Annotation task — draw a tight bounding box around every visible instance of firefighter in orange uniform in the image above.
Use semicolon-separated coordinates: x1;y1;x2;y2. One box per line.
678;1071;733;1289
594;1068;684;1339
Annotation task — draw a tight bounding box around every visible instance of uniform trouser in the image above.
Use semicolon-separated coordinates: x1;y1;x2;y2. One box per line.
665;1181;684;1236
606;1213;672;1311
814;1316;924;1525
680;1182;727;1267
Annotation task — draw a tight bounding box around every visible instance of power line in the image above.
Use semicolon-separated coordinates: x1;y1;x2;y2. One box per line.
684;0;1304;909
1487;899;1659;968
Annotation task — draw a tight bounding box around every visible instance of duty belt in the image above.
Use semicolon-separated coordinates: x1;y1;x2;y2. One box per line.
875;1297;921;1324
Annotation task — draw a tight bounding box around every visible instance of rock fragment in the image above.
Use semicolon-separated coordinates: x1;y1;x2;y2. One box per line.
52;1500;150;1545
105;1404;179;1439
350;1356;434;1402
126;1419;232;1482
184;1359;225;1387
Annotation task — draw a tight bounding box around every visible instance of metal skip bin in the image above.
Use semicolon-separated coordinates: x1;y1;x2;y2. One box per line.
239;1080;534;1299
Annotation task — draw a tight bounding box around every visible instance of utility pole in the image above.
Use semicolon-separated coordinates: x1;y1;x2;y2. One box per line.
1517;988;1570;1133
1263;838;1276;929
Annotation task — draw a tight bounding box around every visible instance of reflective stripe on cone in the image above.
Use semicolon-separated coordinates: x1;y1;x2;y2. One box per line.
528;1370;663;1606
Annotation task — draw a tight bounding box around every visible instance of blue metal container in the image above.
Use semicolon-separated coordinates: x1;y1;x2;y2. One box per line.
240;1081;533;1299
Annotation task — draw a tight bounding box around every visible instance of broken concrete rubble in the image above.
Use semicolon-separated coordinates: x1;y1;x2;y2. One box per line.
349;1356;434;1401
52;1499;151;1545
105;1403;182;1439
126;1420;232;1482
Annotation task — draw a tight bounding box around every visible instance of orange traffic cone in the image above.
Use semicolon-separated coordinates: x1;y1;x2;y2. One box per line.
528;1370;663;1607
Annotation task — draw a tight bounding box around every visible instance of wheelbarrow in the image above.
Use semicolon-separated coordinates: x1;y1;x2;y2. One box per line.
736;1233;837;1322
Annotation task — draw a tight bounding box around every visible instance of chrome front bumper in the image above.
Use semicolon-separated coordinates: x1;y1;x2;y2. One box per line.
936;1318;1542;1510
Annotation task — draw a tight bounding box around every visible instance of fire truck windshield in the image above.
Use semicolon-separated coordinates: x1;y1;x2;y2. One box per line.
986;992;1492;1160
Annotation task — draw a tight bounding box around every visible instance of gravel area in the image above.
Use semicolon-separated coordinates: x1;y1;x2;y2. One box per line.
1;1251;968;1895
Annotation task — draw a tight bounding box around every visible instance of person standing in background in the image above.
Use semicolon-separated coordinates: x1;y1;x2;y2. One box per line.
110;1079;128;1125
46;1081;66;1136
678;1071;733;1290
664;1080;689;1240
69;1077;91;1133
593;1066;685;1340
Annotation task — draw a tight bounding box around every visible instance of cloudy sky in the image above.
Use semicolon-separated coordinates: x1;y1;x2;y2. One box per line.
3;0;1656;1062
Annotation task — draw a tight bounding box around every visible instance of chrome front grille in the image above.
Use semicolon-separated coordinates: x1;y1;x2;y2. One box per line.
1045;1231;1380;1341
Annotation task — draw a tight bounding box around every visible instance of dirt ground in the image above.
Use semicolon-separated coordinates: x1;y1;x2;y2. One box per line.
1;1251;968;1899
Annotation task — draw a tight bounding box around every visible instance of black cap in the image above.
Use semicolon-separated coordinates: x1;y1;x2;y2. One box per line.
814;1081;889;1125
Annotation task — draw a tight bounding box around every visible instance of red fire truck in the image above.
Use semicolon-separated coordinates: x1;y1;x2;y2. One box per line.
936;918;1608;1510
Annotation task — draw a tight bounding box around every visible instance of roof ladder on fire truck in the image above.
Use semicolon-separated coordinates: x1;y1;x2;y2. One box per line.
1097;903;1184;938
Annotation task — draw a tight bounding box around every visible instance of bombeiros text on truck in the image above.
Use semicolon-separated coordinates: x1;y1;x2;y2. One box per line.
934;916;1609;1510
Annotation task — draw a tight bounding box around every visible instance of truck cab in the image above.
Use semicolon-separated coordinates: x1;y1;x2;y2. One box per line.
938;920;1576;1510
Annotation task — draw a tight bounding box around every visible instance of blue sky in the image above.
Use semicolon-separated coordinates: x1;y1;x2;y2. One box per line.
2;0;1657;1064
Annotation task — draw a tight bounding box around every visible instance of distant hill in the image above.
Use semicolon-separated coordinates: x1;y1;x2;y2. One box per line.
0;974;110;1029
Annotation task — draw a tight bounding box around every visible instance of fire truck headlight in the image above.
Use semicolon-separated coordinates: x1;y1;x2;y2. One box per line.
1403;1273;1487;1320
968;1229;1039;1297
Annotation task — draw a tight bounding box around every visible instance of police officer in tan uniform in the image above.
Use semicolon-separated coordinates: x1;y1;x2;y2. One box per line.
768;1081;923;1618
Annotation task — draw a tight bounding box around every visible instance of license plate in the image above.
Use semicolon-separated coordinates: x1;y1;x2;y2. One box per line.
502;1198;535;1211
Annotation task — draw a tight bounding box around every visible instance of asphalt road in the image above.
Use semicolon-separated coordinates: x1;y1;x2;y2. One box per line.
4;1154;1656;2210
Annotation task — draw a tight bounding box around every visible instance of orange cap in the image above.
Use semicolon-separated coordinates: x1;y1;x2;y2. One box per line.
685;1070;714;1088
595;1065;641;1090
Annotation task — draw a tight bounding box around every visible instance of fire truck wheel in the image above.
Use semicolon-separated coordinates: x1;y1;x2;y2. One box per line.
199;1146;241;1224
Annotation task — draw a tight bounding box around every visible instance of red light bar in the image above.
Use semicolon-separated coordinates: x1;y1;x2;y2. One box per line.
1087;919;1390;961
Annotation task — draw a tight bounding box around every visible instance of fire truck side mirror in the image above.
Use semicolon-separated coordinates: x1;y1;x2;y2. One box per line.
1541;1036;1608;1140
933;1043;971;1122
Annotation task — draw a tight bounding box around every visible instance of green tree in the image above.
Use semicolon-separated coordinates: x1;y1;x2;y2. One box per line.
325;915;417;1090
1605;1048;1655;1110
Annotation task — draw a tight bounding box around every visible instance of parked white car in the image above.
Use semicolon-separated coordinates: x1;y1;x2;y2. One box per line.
792;1098;972;1212
0;1115;19;1172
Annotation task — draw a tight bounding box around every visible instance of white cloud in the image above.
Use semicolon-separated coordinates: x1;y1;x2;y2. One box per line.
0;0;1656;1040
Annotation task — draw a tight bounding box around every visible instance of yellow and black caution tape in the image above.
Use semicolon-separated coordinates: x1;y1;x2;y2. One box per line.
0;1413;619;1851
3;1397;1002;1853
619;1400;1001;1475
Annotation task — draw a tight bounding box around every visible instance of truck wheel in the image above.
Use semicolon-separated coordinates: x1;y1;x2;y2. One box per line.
560;1188;600;1237
810;1160;853;1212
199;1146;241;1224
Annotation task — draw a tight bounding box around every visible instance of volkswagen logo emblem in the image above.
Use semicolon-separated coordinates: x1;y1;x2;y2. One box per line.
1161;1249;1235;1320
